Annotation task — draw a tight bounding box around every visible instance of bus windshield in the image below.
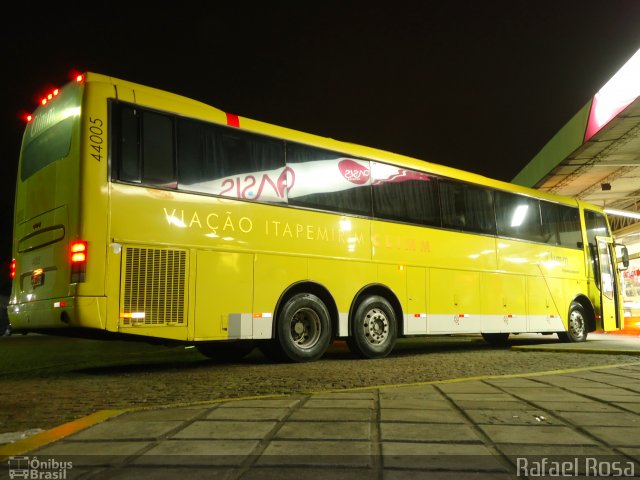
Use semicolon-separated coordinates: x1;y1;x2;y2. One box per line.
21;82;81;180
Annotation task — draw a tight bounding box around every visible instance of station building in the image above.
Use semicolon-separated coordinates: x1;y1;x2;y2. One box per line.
513;48;640;331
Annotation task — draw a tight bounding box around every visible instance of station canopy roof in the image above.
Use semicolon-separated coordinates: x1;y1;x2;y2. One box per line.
513;47;640;238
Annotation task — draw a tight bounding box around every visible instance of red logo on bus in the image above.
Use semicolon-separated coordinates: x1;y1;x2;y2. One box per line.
339;159;370;185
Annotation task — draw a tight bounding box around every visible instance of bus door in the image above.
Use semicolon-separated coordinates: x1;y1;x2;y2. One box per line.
596;236;622;330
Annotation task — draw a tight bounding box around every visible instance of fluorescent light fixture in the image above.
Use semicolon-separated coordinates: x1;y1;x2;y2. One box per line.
604;208;640;220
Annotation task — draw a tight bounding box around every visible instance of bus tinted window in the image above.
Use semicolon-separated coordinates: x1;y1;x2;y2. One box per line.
142;112;175;187
541;201;582;249
286;143;372;215
21;117;74;181
440;180;495;234
584;210;609;246
372;162;440;226
584;209;610;288
495;191;543;242
117;106;141;183
21;82;81;181
177;119;286;202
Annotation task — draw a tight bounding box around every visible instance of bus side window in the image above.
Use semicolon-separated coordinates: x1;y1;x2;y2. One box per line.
463;184;495;235
440;180;466;229
141;111;176;188
541;202;582;249
495;191;543;243
118;106;141;183
371;163;440;227
286;143;372;216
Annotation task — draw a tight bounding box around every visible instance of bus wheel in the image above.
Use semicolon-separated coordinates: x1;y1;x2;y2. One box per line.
481;333;510;346
276;293;331;363
348;295;397;359
196;340;255;362
558;302;588;343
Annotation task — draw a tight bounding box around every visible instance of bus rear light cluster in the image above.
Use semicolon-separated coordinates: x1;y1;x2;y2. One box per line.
70;241;87;283
23;72;85;123
9;259;16;279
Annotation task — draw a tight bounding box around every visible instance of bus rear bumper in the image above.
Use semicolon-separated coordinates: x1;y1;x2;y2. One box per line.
7;296;106;332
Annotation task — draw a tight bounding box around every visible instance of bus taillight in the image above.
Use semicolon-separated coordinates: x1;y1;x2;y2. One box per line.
9;259;16;279
70;241;87;283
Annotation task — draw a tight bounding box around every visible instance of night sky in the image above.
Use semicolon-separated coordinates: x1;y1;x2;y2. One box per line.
2;1;640;289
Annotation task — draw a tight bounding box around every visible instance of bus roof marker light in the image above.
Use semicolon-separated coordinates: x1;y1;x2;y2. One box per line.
226;112;240;127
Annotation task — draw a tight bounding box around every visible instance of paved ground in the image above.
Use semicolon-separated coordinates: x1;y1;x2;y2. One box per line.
1;333;639;439
1;333;639;479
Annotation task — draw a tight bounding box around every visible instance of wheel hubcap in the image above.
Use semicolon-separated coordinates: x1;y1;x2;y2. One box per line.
362;308;389;345
289;307;321;349
568;310;585;338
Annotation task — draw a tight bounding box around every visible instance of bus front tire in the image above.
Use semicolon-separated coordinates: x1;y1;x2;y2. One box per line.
347;295;397;359
481;333;510;346
558;302;588;343
196;340;255;362
276;293;332;363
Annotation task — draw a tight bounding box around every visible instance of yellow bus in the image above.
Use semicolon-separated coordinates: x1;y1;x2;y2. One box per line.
8;72;629;362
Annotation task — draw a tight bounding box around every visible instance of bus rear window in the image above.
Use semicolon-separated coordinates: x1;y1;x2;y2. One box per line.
21;116;73;180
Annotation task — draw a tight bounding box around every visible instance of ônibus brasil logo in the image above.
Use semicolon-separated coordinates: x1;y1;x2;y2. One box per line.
7;456;73;479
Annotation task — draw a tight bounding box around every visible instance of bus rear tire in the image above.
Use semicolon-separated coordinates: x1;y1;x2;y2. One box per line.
196;340;255;362
558;302;588;343
347;295;397;359
481;333;510;346
276;293;332;363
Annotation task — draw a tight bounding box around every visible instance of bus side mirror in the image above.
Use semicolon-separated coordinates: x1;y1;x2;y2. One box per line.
615;243;629;270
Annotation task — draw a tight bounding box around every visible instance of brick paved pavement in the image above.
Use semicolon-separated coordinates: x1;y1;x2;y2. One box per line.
1;363;640;477
1;333;639;478
2;333;637;439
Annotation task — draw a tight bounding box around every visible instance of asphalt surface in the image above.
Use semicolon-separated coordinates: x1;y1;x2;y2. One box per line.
1;333;639;479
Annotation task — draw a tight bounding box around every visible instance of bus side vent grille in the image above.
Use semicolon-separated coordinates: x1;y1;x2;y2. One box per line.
122;247;186;326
